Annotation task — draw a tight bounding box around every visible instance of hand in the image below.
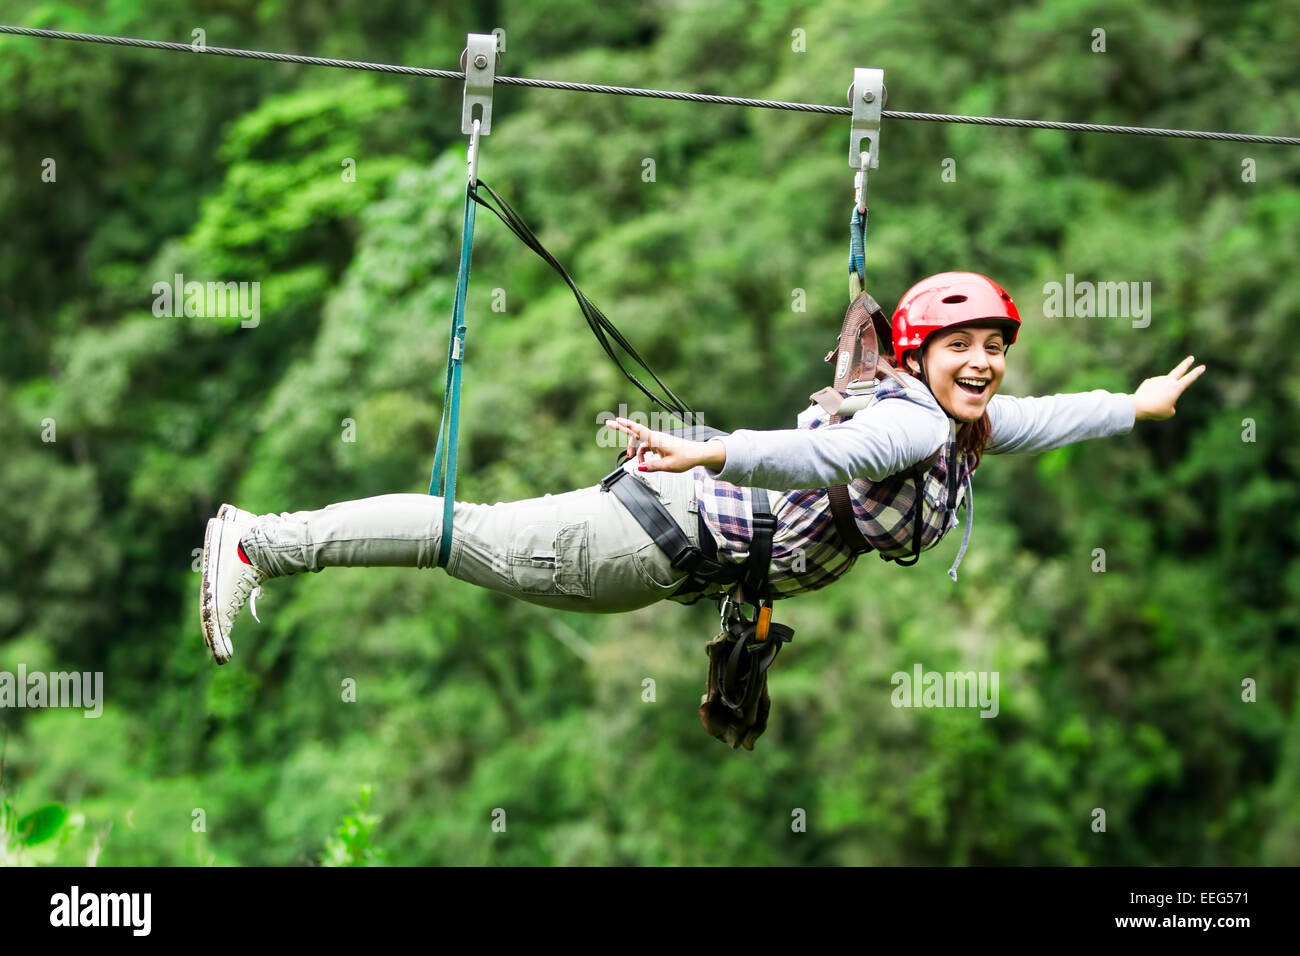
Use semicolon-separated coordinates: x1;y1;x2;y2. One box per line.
1132;355;1206;420
603;417;724;473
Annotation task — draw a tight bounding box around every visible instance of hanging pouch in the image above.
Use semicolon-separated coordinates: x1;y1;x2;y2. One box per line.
698;609;795;750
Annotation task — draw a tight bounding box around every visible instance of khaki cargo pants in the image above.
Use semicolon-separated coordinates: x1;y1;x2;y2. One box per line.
239;461;716;613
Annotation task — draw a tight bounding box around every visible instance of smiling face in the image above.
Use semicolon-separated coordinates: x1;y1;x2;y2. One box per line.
904;323;1008;423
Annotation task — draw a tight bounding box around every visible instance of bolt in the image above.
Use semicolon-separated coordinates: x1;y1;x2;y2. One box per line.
862;91;875;104
474;54;488;69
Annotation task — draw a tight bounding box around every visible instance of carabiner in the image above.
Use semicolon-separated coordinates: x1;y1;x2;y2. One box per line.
718;591;736;626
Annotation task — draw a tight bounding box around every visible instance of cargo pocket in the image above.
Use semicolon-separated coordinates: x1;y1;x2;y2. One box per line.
506;520;592;598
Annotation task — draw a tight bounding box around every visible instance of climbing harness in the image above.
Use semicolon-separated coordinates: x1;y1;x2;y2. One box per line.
695;484;793;750
698;584;794;751
599;448;792;749
808;293;947;571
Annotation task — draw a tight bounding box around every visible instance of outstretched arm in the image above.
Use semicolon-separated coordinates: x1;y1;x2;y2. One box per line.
603;394;948;487
605;356;1206;476
988;355;1206;455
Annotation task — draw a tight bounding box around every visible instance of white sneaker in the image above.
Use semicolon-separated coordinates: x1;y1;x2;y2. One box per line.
200;504;267;665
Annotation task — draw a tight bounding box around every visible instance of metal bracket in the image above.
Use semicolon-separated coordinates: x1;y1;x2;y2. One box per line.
460;34;498;135
848;67;884;170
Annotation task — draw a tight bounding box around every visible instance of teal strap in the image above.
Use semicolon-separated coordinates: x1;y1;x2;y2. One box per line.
849;202;867;286
429;181;477;567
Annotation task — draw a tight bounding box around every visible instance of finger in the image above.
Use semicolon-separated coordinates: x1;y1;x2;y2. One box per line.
1168;355;1195;378
1173;364;1206;394
620;417;650;438
608;418;642;439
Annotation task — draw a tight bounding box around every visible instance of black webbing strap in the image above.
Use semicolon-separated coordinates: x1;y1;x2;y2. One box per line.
599;465;743;587
741;488;776;604
698;511;718;561
827;482;872;556
884;462;928;567
829;441;949;567
472;179;697;423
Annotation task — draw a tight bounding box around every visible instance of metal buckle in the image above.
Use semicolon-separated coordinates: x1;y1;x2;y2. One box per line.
598;464;627;492
669;545;701;572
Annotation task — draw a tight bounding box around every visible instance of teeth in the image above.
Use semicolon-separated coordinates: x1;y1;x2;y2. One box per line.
957;378;988;386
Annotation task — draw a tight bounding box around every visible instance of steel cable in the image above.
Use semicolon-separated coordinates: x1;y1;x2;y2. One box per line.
1;25;1297;145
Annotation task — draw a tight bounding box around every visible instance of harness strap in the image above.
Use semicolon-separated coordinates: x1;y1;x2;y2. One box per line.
471;179;697;422
428;180;478;568
741;488;776;605
599;465;744;587
821;291;891;556
848;202;867;298
884;462;929;567
827;445;943;563
826;482;871;556
598;462;780;609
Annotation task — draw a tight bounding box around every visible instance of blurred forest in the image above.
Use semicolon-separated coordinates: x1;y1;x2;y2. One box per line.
0;0;1298;865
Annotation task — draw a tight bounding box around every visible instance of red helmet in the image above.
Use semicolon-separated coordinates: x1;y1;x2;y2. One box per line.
891;272;1020;364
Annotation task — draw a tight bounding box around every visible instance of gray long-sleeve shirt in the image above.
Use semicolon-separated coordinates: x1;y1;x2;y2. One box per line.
705;372;1137;490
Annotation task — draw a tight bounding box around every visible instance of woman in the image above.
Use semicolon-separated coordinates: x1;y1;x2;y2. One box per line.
200;271;1204;665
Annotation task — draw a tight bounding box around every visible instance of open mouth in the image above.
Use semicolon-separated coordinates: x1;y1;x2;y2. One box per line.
955;377;989;397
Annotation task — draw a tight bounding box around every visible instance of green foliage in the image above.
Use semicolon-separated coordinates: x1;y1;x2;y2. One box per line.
320;784;386;866
17;803;68;846
0;0;1297;866
0;795;82;866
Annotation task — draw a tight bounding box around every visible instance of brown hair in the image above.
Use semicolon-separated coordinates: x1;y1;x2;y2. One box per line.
955;412;991;471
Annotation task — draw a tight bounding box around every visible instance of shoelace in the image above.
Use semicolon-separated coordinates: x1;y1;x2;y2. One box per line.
230;570;265;624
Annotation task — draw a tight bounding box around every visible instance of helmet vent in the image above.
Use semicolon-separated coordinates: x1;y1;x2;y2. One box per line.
1000;292;1011;300
941;294;967;304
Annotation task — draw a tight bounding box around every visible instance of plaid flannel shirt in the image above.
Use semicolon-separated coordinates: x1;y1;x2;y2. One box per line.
678;377;972;604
